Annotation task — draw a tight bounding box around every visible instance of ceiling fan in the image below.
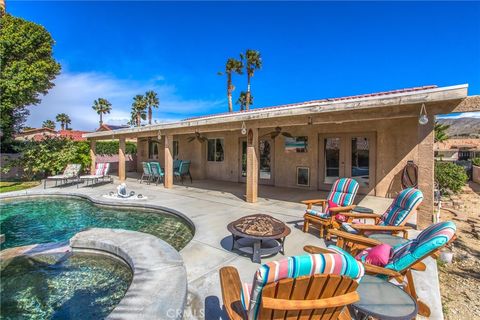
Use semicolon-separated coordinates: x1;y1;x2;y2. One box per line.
262;126;293;139
188;131;208;143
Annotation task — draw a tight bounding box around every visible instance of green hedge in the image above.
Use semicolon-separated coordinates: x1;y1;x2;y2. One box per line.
435;162;468;194
472;157;480;167
95;141;137;155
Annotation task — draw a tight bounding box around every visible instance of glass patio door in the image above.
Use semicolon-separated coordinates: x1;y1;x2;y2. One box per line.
319;133;375;194
239;138;274;185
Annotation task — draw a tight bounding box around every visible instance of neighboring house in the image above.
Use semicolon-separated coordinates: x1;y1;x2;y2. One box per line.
15;128;91;141
435;138;480;161
84;84;480;227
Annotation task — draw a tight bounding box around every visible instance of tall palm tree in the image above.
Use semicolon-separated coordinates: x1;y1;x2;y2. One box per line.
240;49;262;111
145;90;159;125
92;98;112;126
218;57;243;112
131;94;147;127
42;120;55;130
55;113;71;130
236;91;253;111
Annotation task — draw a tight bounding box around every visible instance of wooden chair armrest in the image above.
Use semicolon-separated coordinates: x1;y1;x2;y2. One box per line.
328;229;382;248
303;245;336;254
329;205;356;213
341;212;383;219
363;263;402;278
301;199;327;205
352;225;412;232
411;261;426;271
262;291;359;310
219;267;248;320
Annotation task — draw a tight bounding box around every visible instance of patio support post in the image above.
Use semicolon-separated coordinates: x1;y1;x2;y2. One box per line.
417;114;435;228
89;140;96;175
119;137;126;182
164;134;174;188
246;128;259;203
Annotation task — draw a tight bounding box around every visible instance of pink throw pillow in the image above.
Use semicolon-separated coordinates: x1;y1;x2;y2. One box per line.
335;214;347;222
328;200;339;209
355;244;393;267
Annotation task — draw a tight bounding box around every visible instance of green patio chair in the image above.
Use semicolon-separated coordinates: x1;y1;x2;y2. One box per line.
139;162;153;184
174;160;192;184
173;159;182;171
149;162;164;186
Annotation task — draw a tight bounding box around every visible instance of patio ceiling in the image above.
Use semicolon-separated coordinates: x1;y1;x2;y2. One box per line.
84;84;469;140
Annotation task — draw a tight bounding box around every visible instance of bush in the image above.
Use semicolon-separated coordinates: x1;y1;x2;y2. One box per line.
95;141;137;155
472;157;480;167
435;162;468;194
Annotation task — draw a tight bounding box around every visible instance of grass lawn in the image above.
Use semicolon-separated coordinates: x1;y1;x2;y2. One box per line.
0;181;41;193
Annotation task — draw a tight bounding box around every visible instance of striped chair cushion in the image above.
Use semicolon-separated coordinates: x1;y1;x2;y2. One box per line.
385;221;456;272
380;188;423;226
94;163;110;176
305;178;359;218
243;253;364;320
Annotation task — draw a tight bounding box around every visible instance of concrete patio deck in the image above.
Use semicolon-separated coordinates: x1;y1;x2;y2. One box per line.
1;177;442;319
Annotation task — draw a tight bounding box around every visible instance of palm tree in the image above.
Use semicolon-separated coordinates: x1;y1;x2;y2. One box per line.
435;121;450;143
240;49;262;111
42;120;55;130
218;57;243;112
145;90;159;125
236;91;253;111
55;113;71;130
92;98;112;126
131;95;147;127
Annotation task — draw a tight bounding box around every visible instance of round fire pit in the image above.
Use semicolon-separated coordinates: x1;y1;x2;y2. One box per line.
227;214;291;263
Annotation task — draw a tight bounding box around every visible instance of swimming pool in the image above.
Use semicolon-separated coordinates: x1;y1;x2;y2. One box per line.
0;197;194;251
1;251;132;319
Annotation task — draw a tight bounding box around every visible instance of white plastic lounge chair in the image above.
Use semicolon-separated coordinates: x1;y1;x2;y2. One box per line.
44;164;82;189
78;163;112;187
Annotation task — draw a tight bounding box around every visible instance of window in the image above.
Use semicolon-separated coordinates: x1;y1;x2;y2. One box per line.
207;138;224;162
148;140;159;159
173;140;179;159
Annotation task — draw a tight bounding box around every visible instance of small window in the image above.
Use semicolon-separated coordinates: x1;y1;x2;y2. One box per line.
173;140;179;159
148;140;159;159
207;138;224;162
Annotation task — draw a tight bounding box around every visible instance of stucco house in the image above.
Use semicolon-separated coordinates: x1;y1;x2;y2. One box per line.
84;84;480;228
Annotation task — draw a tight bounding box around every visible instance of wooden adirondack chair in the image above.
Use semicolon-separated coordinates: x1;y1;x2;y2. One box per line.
219;253;364;320
304;221;457;317
302;178;359;239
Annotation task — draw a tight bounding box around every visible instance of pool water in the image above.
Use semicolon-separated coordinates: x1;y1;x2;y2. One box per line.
0;197;193;251
1;252;132;319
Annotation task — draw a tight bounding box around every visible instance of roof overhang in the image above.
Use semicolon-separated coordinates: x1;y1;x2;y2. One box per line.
84;84;468;139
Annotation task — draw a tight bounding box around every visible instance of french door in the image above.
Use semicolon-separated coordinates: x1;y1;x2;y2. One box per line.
319;133;376;195
239;138;274;185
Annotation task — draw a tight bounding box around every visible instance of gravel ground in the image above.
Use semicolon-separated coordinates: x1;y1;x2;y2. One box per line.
438;182;480;319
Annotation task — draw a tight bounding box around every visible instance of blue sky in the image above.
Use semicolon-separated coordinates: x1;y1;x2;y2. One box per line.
8;1;480;130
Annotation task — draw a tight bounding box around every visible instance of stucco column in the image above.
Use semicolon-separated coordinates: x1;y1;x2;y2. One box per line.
416;114;435;228
118;137;126;182
89;140;96;175
164;134;174;188
246;128;259;203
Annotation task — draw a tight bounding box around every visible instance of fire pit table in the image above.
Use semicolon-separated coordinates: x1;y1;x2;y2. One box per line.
227;214;291;263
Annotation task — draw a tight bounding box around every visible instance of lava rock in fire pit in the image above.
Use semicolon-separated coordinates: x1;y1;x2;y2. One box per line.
234;214;285;237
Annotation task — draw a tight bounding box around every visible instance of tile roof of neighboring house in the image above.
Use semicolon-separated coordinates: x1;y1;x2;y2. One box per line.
58;130;90;141
183;85;438;121
18;128;56;135
97;124;130;131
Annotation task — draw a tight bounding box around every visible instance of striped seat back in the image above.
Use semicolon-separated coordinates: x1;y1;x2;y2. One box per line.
325;178;359;214
385;221;456;272
142;162;152;175
244;253;364;320
380;188;423;226
150;162;163;176
94;163;110;176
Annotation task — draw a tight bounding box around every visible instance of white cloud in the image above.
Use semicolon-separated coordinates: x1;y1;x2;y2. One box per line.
437;112;480;119
26;71;224;131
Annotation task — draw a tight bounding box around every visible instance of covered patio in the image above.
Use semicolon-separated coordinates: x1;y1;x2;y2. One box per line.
84;84;478;228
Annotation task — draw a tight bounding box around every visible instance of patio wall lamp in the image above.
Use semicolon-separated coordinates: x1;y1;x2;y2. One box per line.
241;121;247;135
157;130;162;140
419;103;428;125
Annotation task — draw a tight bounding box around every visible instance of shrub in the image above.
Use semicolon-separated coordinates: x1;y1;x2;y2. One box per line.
435;162;468;194
95;141;137;155
472;157;480;167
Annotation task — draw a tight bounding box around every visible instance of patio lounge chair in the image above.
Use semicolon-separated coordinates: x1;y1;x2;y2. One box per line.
174;160;192;184
44;164;82;189
302;178;359;239
173;159;182;171
219;252;364;320
139;162;153;184
304;220;457;317
78;163;112;187
338;188;423;239
149;162;164;185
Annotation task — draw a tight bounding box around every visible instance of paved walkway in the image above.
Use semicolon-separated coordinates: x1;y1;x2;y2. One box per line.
1;177;441;319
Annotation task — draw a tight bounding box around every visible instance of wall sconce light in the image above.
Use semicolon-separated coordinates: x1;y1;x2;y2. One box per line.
241;121;247;135
157;130;162;140
307;116;313;125
419;103;428;125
